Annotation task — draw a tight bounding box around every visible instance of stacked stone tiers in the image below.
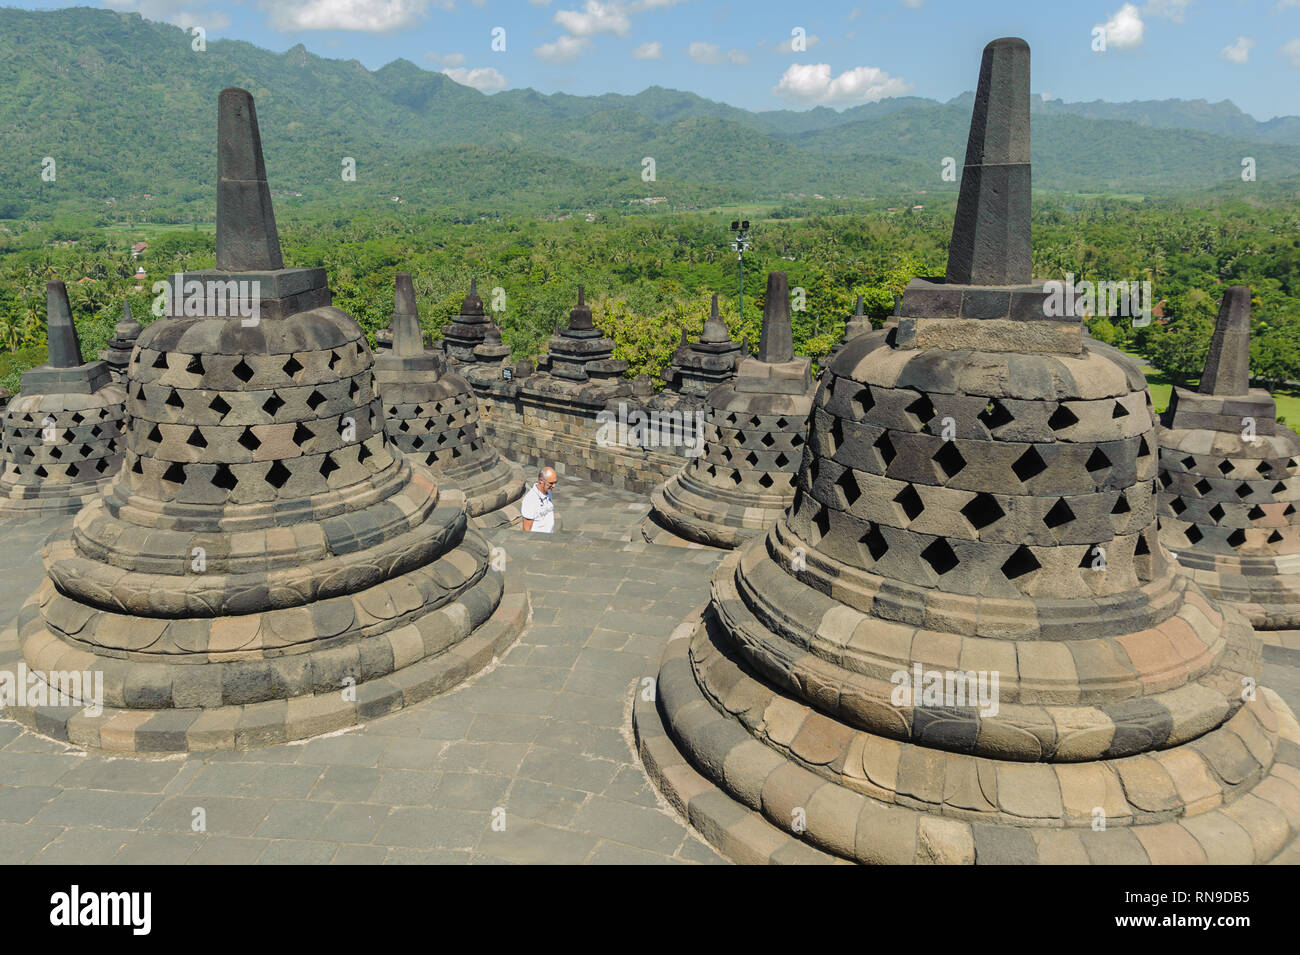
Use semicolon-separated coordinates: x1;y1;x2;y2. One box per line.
635;327;1300;863
1159;389;1300;628
8;308;527;751
379;369;524;525
101;302;142;384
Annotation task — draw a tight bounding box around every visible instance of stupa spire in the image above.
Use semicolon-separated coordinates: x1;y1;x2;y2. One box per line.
1198;285;1251;396
757;271;794;363
216;87;284;272
44;280;82;368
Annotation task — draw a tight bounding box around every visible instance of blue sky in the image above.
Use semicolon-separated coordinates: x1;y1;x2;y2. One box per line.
19;0;1300;119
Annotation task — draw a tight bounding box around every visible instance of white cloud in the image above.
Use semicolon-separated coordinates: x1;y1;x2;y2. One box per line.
1220;36;1255;64
554;0;630;37
262;0;442;32
728;49;749;65
1095;4;1145;51
102;0;229;29
902;0;923;7
632;41;663;59
688;41;722;63
776;33;820;54
534;34;592;62
773;63;913;104
424;51;466;66
443;66;508;91
1282;37;1300;67
1143;0;1190;21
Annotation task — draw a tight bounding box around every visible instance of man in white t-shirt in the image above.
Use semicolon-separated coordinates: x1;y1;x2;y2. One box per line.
520;467;558;533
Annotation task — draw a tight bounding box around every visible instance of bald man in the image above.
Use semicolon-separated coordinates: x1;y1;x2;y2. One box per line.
520;467;558;533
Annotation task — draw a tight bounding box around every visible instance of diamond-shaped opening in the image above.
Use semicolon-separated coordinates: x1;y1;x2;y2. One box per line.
894;484;924;521
979;399;1014;431
65;462;79;478
933;442;966;479
761;432;776;448
1226;528;1247;547
744;451;759;468
212;463;238;490
186;428;207;449
1235;482;1252;499
414;405;425;417
920;538;959;576
263;393;286;416
1012;447;1047;483
1170;496;1187;515
209;395;232;418
850;386;874;419
349;380;360;400
34;466;47;478
1159;470;1173;489
49;446;62;460
1247;504;1266;520
1268;530;1284;543
758;472;775;489
905;393;935;428
162;462;186;484
1193;478;1212;496
70;412;84;425
283;356;304;377
1138;436;1150;457
358;443;373;464
186;355;204;375
1274;481;1288;494
136;385;147;401
95;458;109;474
1208;503;1225;522
265;460;291;489
1186;525;1203;544
1048;405;1078;431
164;388;184;409
1043;498;1076;528
131;458;143;475
837;469;861;507
860;522;888;562
61;429;74;443
232;359;254;383
1112;401;1129;419
961;492;1004;530
1181;455;1197;469
147;424;162;444
776;417;789;429
1085;448;1112;473
1078;546;1104;569
90;425;102;438
1218;460;1234;475
730;468;743;485
774;452;790;468
1286;504;1296;516
292;422;314;447
1134;535;1150;556
320;454;339;479
1001;545;1040;580
152;351;168;369
874;432;896;467
1256;461;1273;475
411;436;425;450
811;506;831;542
1111;494;1131;515
238;427;261;452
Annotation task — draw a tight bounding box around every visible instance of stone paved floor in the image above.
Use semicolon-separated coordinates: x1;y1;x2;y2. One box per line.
0;472;729;864
0;468;1298;864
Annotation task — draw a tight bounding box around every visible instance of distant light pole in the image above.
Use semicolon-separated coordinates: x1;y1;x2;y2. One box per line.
730;219;751;319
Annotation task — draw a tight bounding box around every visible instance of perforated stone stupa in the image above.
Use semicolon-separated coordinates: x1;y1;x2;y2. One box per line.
1158;286;1300;628
376;273;524;526
635;39;1300;864
0;281;126;517
4;88;527;753
827;295;875;363
641;273;813;549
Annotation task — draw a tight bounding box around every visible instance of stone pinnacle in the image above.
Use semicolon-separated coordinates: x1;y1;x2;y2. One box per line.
569;285;594;331
391;273;424;358
216;87;285;272
1199;285;1252;397
757;272;794;363
45;281;82;369
945;37;1032;286
702;293;730;344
